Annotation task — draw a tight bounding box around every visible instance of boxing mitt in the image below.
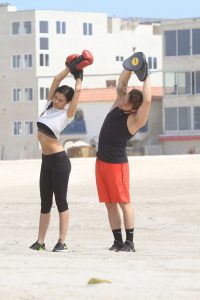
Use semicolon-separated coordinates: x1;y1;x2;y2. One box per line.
68;50;93;74
65;54;79;68
135;61;149;82
123;52;149;81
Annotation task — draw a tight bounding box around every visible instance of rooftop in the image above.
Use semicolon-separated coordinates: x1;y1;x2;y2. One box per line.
79;86;162;102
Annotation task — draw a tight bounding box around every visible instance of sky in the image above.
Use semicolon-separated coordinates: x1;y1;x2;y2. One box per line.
5;0;200;19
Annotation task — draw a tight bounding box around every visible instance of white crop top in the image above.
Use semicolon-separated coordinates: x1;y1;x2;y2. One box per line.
37;100;74;138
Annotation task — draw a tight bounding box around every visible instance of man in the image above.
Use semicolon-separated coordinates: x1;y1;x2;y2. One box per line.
95;52;152;252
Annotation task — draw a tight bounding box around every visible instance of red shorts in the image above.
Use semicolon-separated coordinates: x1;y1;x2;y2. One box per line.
95;159;130;203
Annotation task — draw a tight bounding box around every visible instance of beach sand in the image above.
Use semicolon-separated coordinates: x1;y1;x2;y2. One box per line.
0;155;200;300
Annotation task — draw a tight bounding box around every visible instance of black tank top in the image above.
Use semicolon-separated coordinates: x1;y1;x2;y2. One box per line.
97;107;134;163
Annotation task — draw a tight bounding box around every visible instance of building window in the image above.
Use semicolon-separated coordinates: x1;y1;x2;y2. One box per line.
56;21;66;34
164;30;176;56
12;55;33;68
24;88;33;101
40;87;49;100
24;54;32;67
194;107;200;129
178;107;191;130
39;21;48;33
116;56;124;62
148;57;157;69
194;71;200;94
177;72;191;95
164;28;200;56
12;55;21;68
12;88;22;102
164;72;177;95
165;107;177;130
192;29;200;55
25;121;33;134
13;121;22;135
40;38;49;50
83;23;93;35
164;72;192;96
178;29;190;56
195;71;200;93
40;54;49;66
164;30;190;56
12;22;20;35
23;21;32;34
165;107;191;131
106;80;116;87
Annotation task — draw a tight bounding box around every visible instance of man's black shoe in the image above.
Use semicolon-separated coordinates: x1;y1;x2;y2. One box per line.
119;240;136;252
109;240;124;252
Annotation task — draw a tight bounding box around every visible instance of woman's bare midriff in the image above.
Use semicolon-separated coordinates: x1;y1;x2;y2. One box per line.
37;131;64;155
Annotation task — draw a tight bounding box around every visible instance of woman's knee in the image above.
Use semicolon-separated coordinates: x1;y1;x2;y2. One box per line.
41;197;53;214
41;204;52;214
56;199;68;212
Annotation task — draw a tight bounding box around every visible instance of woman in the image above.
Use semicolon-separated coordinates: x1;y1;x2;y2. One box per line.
30;64;83;252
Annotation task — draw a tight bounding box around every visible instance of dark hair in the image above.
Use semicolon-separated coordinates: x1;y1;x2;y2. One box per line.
128;89;143;110
56;85;74;103
47;85;74;110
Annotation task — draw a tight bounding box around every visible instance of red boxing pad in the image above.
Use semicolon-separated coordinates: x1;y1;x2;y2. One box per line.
76;60;90;70
65;54;79;67
68;50;93;74
82;50;94;65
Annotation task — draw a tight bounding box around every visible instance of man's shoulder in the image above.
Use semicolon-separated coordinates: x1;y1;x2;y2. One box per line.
110;103;120;111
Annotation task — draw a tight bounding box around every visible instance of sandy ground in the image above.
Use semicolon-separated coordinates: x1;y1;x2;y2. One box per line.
0;155;200;300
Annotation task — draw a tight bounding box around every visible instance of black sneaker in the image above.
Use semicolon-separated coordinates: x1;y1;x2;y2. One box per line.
52;240;67;252
109;240;124;252
30;241;45;251
119;240;136;252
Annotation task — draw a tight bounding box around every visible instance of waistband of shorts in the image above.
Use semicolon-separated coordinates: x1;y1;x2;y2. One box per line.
96;158;128;165
42;151;67;160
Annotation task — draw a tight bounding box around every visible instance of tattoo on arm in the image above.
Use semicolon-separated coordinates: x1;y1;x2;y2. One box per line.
117;81;127;97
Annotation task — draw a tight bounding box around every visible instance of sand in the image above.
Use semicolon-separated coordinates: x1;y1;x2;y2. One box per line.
0;155;200;300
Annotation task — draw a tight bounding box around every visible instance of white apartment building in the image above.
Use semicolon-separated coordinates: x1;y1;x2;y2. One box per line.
160;18;200;154
0;4;162;159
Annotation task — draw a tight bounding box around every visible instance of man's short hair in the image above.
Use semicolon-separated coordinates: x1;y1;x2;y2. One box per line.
128;89;143;110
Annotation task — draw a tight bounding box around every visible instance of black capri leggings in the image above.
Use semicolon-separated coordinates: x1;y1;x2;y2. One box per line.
40;151;71;214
